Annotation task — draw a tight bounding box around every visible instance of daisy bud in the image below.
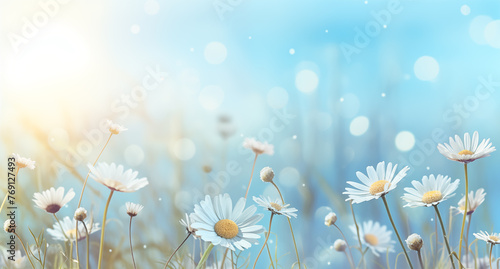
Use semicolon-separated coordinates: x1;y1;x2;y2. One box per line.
260;167;275;183
74;207;88;221
4;219;15;233
324;212;337;226
334;239;347;252
406;233;423;251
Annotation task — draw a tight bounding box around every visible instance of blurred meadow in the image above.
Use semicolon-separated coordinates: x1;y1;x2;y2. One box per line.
2;0;500;268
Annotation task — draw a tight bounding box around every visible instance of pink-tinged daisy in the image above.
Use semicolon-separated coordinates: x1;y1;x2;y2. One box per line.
33;187;75;214
243;138;274;155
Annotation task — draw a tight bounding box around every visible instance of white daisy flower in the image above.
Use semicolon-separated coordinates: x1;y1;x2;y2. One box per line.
191;194;264;251
437;131;495;163
10;153;35;170
463;255;497;269
401;174;459;207
107;120;127;135
349;220;395;257
243;138;274;155
180;213;199;238
451;188;486;215
253;196;298;218
343;161;409;204
126;202;144;217
0;249;28;268
474;231;500;245
33;187;75;214
47;216;100;242
88;162;148;192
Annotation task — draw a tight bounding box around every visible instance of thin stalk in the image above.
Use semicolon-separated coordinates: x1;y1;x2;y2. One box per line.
434;211;438;268
69;240;73;269
458;163;469;269
350;201;363;249
81;221;90;269
129;217;137;269
244;154;258;199
220;248;229;269
265;242;276;269
53;213;72;267
164;233;192;269
334;224;355;269
417;250;424;269
196;243;214;269
381;196;413;269
97;190;114;269
13;232;36;269
489;243;494;269
434;205;455;269
271;181;301;268
75;228;80;269
253;213;274;269
465;214;472;267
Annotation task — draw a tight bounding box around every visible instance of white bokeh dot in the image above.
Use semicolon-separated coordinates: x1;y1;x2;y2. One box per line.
485;20;500;48
279;167;300;187
124;144;145;166
460;5;470;16
395;131;416;152
48;128;69;151
204;42;227;64
295;69;319;93
267;87;289;109
131;24;140;34
469;15;492;45
350;116;369;136
289;48;295;55
338;93;360;118
414;56;439;81
174;138;196;161
199;85;224;110
144;0;160;15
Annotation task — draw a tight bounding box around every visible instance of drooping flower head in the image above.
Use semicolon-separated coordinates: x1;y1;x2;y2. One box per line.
107;120;127;135
191;194;264;251
88;162;148;192
126;202;144;217
349;220;395;256
33;187;75;214
401;174;459;207
74;207;87;221
334;239;347;252
46;216;100;242
3;219;15;233
343;162;409;204
180;213;199;238
437;131;495;163
474;231;500;245
451;188;486;215
243;138;274;155
324;212;337;226
260;167;275;183
406;233;423;251
10;153;35;170
253;196;298;218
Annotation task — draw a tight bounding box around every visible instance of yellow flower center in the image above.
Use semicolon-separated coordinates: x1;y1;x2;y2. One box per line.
458;150;474;155
270;202;282;211
66;228;79;240
214;219;239;239
369;180;389;195
364;234;379;246
422;190;443;204
489;235;500;242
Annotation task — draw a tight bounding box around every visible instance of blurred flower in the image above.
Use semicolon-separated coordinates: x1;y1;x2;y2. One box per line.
10;153;35;170
0;249;28;268
180;213;199;238
253;196;298;218
217;114;236;140
463;255;496;269
126;202;144;217
107;120;127;135
33;187;75;214
202;165;212;173
401;174;459;207
88;162;148;192
191;194;264;251
47;216;100;242
260;167;274;183
333;239;347;252
324;212;337;226
349;220;395;257
343;162;409;204
451;188;486;215
406;233;423;251
437;131;495;163
74;207;87;221
474;231;500;245
243;138;274;155
3;219;14;233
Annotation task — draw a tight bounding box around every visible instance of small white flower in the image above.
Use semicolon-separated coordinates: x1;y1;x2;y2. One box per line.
343;162;409;204
333;239;347;252
243;138;274;155
107;120;127;135
180;213;199;238
47;216;100;242
406;233;423;251
474;231;500;245
33;187;75;214
349;220;395;257
324;212;337;226
260;167;275;183
191;194;264;251
401;174;459;207
0;249;28;268
88;162;148;192
74;207;87;221
451;188;486;215
437;131;495;163
10;153;35;170
253;196;298;218
3;219;15;233
126;202;144;217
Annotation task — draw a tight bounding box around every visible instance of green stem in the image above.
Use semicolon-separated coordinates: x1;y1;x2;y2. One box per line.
129;217;137;269
458;163;468;269
381;195;414;269
97;190;114;269
244;154;258;199
81;221;90;269
196;243;214;269
13;232;36;269
253;213;274;269
434;205;455;269
164;232;192;269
